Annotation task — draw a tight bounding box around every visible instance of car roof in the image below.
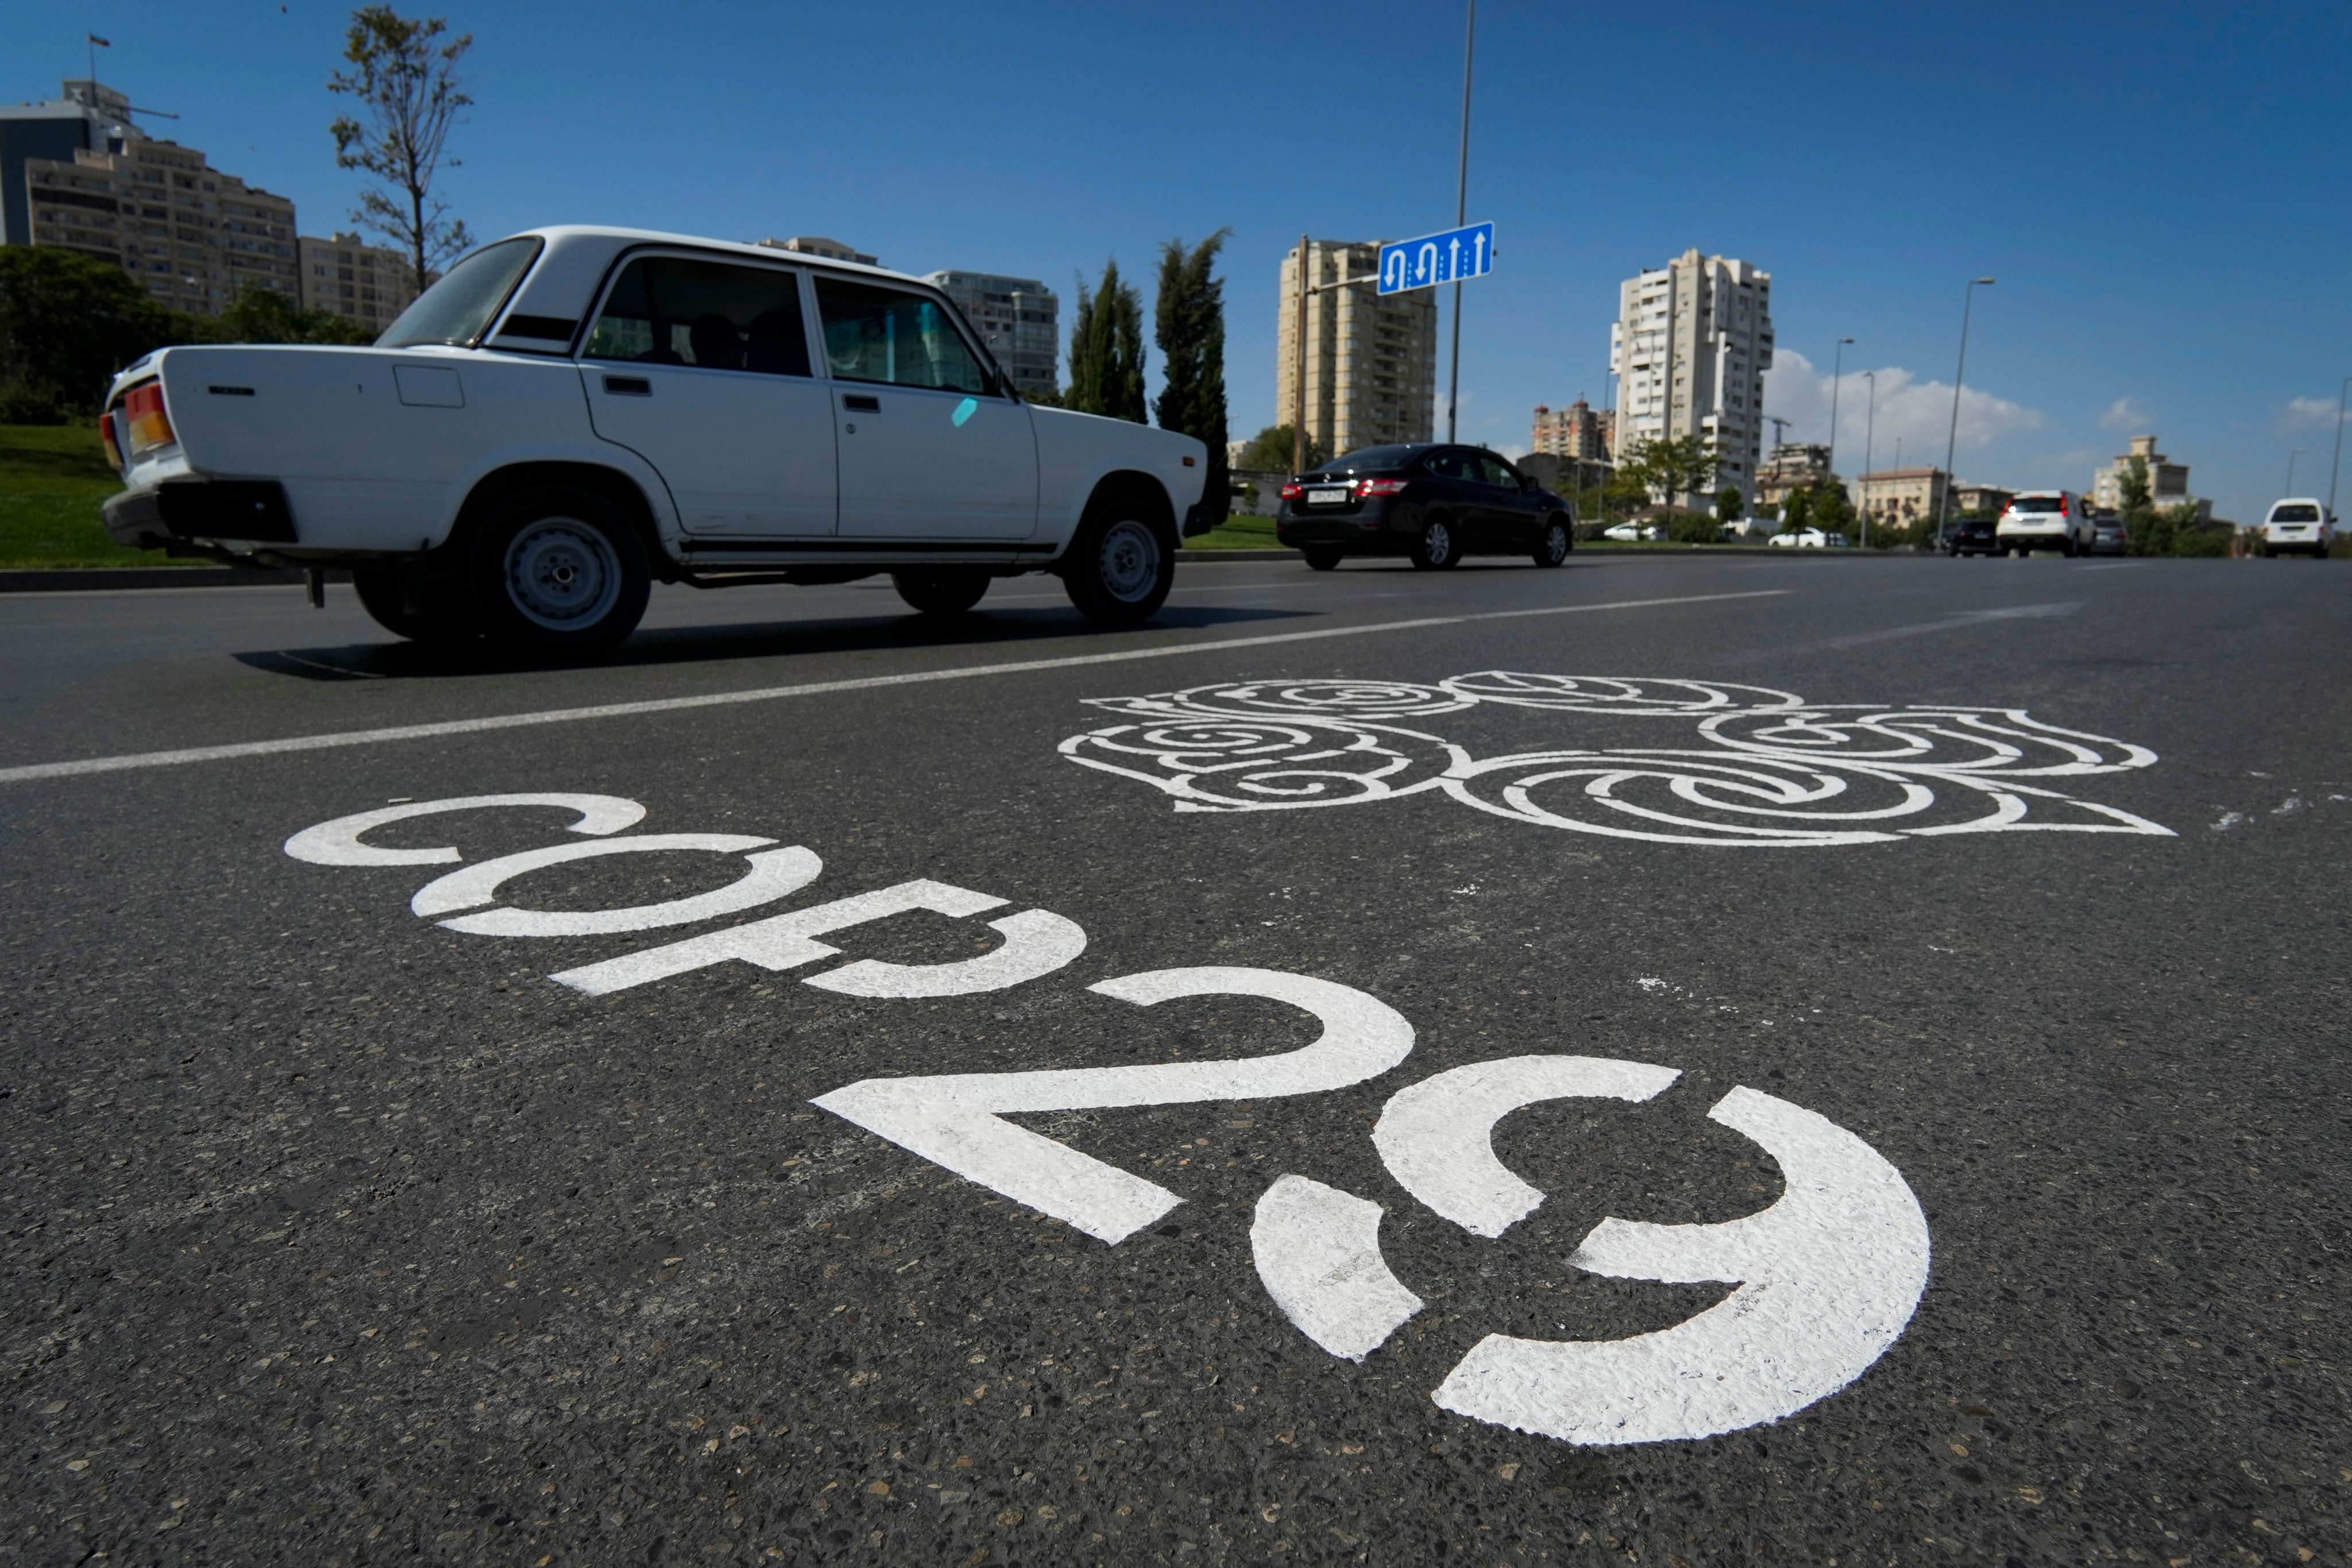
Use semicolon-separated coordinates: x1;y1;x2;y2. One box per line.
521;224;912;284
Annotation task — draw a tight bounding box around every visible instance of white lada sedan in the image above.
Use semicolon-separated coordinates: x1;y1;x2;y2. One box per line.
98;227;1210;656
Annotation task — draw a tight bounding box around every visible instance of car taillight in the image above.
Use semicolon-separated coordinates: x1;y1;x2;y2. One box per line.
1355;478;1408;496
1280;482;1304;500
123;380;174;457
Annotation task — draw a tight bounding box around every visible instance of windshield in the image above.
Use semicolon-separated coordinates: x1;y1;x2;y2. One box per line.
2010;495;2064;513
376;237;543;349
1322;445;1421;474
2272;504;2321;522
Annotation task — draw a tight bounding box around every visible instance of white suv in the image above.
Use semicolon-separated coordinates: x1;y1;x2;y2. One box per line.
98;227;1209;656
2260;498;2334;557
1995;491;2093;556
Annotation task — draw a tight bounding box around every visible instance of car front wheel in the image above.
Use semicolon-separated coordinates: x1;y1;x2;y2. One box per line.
1064;485;1176;624
1412;515;1461;570
466;486;651;659
1532;516;1571;568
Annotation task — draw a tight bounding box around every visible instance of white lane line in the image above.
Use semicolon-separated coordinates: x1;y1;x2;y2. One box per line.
0;588;1786;785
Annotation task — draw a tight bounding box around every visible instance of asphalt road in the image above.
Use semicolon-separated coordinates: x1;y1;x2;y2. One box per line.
2;552;2345;1567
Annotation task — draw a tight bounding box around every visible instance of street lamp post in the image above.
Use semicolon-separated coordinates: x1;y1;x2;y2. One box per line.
1936;277;1996;544
2328;374;2350;520
1444;0;1477;442
1826;337;1853;482
2285;448;2305;496
1859;370;1876;549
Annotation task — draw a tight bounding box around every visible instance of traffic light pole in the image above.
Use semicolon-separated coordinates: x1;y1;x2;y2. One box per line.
1445;0;1476;443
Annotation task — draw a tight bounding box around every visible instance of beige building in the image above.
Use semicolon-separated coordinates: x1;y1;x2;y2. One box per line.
1532;397;1613;460
1755;442;1830;511
1853;467;1952;531
1276;238;1438;459
298;232;420;333
2091;434;2208;520
1951;482;2013;517
1609;249;1772;503
758;235;877;266
11;80;296;314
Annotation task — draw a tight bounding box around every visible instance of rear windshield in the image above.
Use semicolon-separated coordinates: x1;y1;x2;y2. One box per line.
2010;495;2064;513
1323;445;1421;474
2272;504;2321;522
377;237;542;348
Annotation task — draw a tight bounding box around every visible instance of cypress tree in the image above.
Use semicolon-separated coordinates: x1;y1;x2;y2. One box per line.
1066;258;1146;423
1153;229;1233;525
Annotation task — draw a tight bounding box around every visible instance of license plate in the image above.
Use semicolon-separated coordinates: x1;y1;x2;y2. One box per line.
1307;486;1350;505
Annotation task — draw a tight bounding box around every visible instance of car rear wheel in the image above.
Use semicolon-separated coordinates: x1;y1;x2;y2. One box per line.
892;570;991;616
1412;515;1461;570
465;486;650;660
1301;547;1342;571
1063;483;1176;624
1532;516;1571;568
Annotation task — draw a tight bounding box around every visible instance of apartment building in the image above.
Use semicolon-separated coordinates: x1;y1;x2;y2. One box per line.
1608;249;1772;503
2;80;297;313
1852;468;1952;532
2090;434;2208;520
1276;238;1438;459
922;271;1059;399
298;232;420;333
1532;397;1613;461
1755;442;1830;511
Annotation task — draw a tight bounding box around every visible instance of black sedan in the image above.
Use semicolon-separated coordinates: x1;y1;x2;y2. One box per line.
1942;516;2000;556
1274;443;1574;570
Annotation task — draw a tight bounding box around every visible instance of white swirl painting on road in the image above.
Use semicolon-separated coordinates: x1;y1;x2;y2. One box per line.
1059;674;2171;847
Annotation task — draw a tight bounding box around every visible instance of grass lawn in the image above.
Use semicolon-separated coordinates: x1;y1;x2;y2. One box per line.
0;423;155;569
1188;511;1291;550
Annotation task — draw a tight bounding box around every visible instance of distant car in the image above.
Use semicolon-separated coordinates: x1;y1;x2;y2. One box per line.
1274;442;1574;570
1996;491;2094;555
1602;521;1663;543
1942;516;2000;556
1768;527;1841;549
2259;497;2334;557
2087;512;2130;555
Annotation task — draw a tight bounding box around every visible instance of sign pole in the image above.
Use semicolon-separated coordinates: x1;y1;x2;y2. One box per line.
1445;0;1476;443
1292;234;1310;474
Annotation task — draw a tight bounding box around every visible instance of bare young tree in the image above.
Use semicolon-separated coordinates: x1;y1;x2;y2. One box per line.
329;6;474;293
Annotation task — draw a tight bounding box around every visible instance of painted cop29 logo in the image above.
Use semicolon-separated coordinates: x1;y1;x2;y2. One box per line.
285;794;1934;1448
1059;673;2173;845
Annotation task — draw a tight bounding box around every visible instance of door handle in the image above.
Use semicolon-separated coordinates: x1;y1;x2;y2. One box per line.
842;393;880;414
603;375;651;396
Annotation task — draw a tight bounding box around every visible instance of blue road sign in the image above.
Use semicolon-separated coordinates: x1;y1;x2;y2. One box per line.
1377;221;1495;295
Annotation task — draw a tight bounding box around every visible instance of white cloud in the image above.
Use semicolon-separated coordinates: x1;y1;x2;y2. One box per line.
1762;351;2043;473
2283;395;2349;431
2099;396;2150;431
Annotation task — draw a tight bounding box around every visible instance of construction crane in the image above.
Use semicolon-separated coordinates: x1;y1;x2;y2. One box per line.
1767;416;1793;451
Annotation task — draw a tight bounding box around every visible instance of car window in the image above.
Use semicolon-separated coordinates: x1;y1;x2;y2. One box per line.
379;237;540;348
1476;455;1519;488
2273;504;2321;522
584;256;812;376
814;278;990;394
1423;450;1469;481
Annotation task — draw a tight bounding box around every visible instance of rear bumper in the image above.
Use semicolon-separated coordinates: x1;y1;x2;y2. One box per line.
103;480;298;549
1276;499;1413;552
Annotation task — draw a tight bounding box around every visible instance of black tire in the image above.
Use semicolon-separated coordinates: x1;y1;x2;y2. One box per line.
464;485;650;659
1063;482;1176;624
1301;547;1343;571
892;570;991;616
352;562;470;646
1411;513;1462;570
1532;515;1571;568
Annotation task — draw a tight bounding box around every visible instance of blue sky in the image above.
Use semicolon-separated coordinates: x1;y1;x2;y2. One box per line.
8;0;2349;518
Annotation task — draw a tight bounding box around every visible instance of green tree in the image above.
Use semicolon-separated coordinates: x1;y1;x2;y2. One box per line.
1238;423;1322;472
0;246;180;416
212;283;374;345
1153;229;1232;525
2117;454;2171;556
1810;479;1856;540
1714;484;1743;525
1066;258;1145;423
1779;486;1813;534
330;6;474;293
1601;466;1652;520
